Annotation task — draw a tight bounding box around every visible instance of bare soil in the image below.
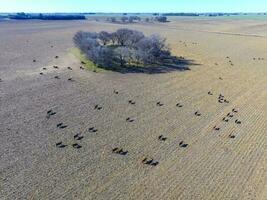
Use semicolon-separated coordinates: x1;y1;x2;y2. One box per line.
0;19;266;200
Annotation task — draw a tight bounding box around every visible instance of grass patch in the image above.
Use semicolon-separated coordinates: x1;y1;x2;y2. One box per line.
70;48;104;72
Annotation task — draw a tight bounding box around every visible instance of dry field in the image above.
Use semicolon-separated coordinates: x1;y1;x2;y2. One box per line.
0;18;266;200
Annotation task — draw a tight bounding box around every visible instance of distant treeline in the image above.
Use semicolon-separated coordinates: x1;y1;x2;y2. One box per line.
9;13;86;20
163;13;200;17
162;13;239;17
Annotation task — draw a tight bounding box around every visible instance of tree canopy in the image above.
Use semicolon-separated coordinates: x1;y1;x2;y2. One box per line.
73;28;171;69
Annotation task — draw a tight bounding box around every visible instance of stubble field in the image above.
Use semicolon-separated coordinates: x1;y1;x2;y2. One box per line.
0;18;266;199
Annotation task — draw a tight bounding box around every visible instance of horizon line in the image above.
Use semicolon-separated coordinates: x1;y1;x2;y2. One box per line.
1;12;267;14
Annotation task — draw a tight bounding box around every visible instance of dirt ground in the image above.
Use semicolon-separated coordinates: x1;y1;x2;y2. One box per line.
0;18;266;200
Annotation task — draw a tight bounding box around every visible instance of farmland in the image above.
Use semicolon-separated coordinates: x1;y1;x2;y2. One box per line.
0;18;266;199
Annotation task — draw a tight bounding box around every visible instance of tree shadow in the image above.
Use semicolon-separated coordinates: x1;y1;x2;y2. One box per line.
101;56;201;74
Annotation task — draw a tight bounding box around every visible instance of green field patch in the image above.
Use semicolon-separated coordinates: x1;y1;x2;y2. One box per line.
70;48;104;72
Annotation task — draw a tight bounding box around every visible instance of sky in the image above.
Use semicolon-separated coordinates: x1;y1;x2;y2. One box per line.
0;0;266;13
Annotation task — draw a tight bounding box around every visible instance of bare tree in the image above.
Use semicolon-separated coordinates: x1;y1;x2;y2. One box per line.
125;30;145;47
86;46;113;67
155;16;168;22
114;29;134;46
98;31;111;45
127;16;141;23
115;47;132;66
135;34;170;64
110;17;116;23
128;16;134;23
110;32;118;45
144;18;150;22
73;31;99;52
73;31;85;48
121;16;128;23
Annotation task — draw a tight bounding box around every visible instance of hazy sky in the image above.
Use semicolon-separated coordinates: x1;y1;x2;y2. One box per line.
0;0;266;13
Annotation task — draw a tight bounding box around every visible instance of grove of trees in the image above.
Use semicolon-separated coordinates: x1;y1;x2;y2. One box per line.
73;29;172;69
106;16;168;24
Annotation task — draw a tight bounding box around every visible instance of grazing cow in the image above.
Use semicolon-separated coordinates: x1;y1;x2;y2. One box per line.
179;141;188;148
88;127;98;133
126;117;134;122
47;110;56;116
142;158;158;166
112;148;128;155
94;105;102;110
223;117;229;122
194;111;201;116
235;120;241;124
56;142;67;148
72;143;82;149
142;157;148;163
229;135;236;139
156;102;164;106
56;123;67;129
74;133;83;141
46;109;56;119
56;142;62;146
151;161;159;166
129;100;136;105
224;99;230;103
57;123;63;127
158;135;167;141
143;158;153;165
118;149;128;155
232;108;238;113
176;103;183;107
